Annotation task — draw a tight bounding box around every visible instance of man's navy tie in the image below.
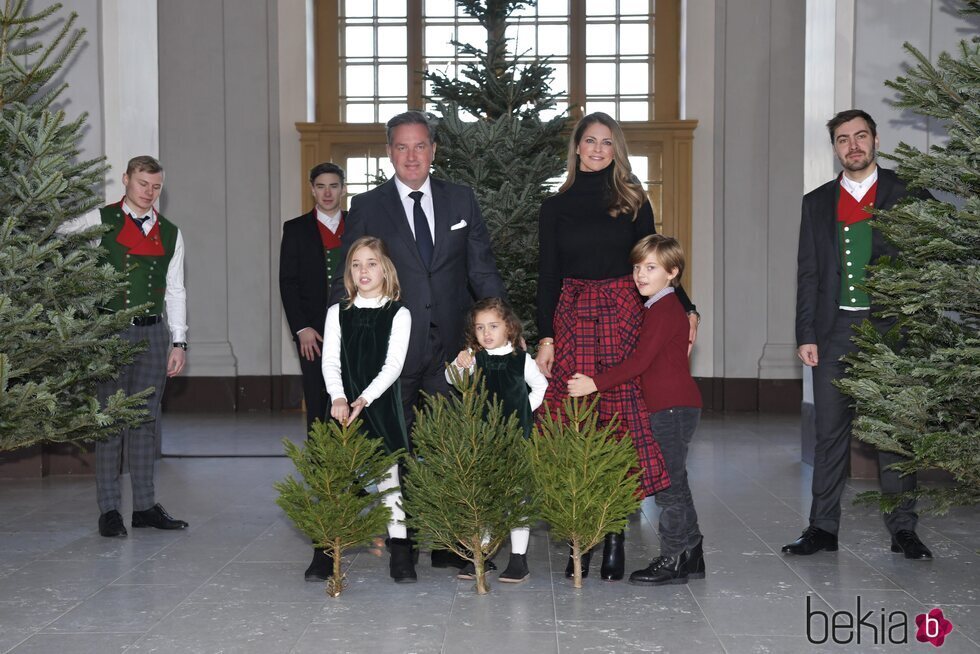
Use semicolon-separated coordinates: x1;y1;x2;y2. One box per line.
130;214;150;232
408;191;433;268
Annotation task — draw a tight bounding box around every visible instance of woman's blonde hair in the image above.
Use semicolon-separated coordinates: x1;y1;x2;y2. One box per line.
342;236;401;307
558;112;647;219
629;234;685;287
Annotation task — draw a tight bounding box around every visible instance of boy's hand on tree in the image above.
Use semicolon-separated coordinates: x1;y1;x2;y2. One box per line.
567;373;597;397
331;398;350;423
348;397;368;424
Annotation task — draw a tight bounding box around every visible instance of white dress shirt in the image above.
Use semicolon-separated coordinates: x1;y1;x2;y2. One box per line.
316;207;343;234
447;342;549;411
322;294;412;406
840;166;878;202
58;201;187;342
393;176;435;245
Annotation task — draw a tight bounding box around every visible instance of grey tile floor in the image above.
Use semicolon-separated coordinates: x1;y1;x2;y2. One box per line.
1;412;978;653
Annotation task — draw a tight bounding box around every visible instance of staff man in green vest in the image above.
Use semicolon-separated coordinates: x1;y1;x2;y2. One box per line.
62;155;189;538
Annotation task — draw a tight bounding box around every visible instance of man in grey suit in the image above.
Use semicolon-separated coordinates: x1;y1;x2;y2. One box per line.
330;111;507;574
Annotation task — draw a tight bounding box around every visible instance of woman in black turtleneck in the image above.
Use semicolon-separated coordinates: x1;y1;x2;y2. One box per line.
535;112;699;582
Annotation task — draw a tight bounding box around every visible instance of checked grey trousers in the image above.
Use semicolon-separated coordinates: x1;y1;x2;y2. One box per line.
96;320;170;513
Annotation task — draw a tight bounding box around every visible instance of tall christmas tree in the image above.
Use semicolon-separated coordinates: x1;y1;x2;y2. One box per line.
0;1;149;452
836;2;980;512
426;0;567;341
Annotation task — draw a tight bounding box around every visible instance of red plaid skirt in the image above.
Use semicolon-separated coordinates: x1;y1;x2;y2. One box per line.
540;276;670;496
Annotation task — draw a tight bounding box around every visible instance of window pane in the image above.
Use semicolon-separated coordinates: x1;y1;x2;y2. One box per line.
377;26;407;57
425;25;455;57
619;0;650;16
377;0;406;17
424;0;456;17
378;65;407;96
585;0;614;17
620;62;648;94
538;24;567;56
508;22;536;56
585;23;617;56
346;65;375;97
346;156;367;181
379;103;408;121
618;23;649;56
346;104;376;123
585;100;617;117
628;156;648;187
619;101;648;121
538;0;568;15
345;0;373;18
345;26;374;58
539;104;565;122
548;63;568;95
586;62;617;95
457;25;486;53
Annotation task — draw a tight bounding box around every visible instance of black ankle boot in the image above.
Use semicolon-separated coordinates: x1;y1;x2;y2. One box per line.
564;547;592;578
304;547;333;582
682;537;705;579
629;555;688;586
600;531;625;581
388;537;418;583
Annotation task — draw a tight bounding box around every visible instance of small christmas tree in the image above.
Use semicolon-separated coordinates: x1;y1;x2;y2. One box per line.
528;397;641;588
836;2;980;513
275;419;404;597
403;368;531;594
425;0;567;341
0;1;150;452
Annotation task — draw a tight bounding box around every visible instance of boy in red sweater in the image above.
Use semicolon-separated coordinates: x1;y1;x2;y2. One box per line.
568;234;704;586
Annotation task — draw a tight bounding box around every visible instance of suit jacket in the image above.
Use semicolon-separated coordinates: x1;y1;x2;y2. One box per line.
329;177;506;375
796;167;930;348
280;210;346;339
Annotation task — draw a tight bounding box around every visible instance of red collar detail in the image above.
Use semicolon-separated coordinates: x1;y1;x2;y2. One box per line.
317;216;344;249
837;180;878;226
116;212;165;255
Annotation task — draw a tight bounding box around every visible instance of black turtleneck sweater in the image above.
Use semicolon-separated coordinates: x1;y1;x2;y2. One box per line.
536;166;695;338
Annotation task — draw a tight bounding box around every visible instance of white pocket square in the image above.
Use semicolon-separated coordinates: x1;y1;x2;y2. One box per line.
450;219;467;230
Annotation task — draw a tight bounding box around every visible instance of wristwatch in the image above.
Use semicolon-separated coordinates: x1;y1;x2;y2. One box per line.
172;342;188;351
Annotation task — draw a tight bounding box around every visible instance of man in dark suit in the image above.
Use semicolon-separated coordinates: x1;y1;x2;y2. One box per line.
784;109;932;560
330;111;507;573
279;162;347;581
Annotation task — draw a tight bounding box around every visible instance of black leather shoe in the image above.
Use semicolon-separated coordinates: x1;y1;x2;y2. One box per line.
499;553;530;583
564;547;592;579
389;537;418;583
456;558;497;580
98;510;127;537
131;504;188;530
600;531;625;581
304;547;333;582
431;548;468;569
682;537;705;579
781;526;837;555
630;555;687;585
891;530;933;560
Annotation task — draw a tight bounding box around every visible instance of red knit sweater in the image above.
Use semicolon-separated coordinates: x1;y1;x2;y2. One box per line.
593;292;702;413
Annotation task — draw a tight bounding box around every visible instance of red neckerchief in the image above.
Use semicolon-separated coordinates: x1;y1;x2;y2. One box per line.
115;199;165;255
837;177;878;226
317;214;344;249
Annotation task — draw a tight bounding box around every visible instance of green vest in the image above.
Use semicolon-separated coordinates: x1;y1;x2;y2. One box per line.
339;301;409;455
837;220;872;308
99;205;178;314
324;245;342;283
476;348;533;438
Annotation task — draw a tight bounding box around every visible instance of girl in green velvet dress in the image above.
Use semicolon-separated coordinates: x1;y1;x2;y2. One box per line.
446;298;549;583
322;236;417;582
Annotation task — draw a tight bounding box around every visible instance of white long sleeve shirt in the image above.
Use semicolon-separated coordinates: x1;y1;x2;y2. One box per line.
322;294;412;406
58;202;187;342
446;342;549;411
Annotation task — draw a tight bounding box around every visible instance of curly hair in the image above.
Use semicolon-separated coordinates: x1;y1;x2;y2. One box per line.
463;297;524;352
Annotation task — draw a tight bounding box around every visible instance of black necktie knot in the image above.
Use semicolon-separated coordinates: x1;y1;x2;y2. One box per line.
130;214;150;230
409;191;424;203
408;191;433;268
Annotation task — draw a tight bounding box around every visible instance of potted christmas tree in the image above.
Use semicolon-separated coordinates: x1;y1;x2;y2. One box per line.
275;419;403;597
528;397;642;588
403;369;531;595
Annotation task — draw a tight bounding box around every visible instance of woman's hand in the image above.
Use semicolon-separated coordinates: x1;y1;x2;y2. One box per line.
331;398;350;424
535;344;555;378
567;373;597;397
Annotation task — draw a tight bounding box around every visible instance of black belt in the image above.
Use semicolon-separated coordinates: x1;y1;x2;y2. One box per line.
131;315;162;326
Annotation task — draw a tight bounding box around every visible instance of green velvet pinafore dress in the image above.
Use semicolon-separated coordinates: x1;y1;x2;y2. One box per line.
475;348;533;438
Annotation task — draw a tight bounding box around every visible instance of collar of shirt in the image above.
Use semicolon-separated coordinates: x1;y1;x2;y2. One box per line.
393;176;435;240
840;166;878;203
393;175;432;201
353;294;392;308
643;286;676;308
316;208;343;233
484;343;515;356
122;200;156;234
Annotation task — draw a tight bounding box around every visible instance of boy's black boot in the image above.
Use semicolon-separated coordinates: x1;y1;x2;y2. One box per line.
628;555;688;586
388;537;418;583
600;531;625;581
682;537;706;579
564;547;592;579
498;553;530;583
304;546;333;582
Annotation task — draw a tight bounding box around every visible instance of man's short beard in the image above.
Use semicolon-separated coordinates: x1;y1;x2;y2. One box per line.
842;147;876;172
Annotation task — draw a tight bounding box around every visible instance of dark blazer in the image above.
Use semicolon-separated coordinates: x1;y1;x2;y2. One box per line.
329;177;506;375
280;210;346;338
796;167;930;348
